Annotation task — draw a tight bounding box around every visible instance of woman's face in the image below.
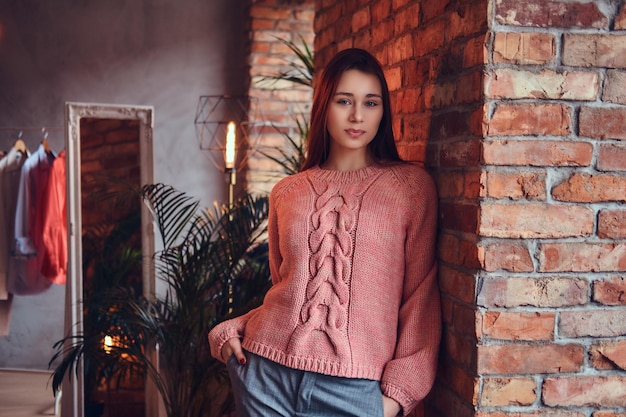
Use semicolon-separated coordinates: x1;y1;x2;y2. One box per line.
326;69;383;164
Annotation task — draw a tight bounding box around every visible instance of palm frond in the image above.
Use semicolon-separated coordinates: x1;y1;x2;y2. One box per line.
140;183;200;248
258;35;314;88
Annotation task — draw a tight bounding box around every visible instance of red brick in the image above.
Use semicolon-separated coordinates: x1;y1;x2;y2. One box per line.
563;34;626;68
464;171;482;199
493;32;556;65
448;364;478;407
391;0;412;12
435;385;475;417
457;71;482;104
388;33;413;64
440;139;481;167
594;412;626;417
484;169;546;200
477;343;584;374
487;69;599;100
483;140;591;167
371;18;394;47
477;277;589;308
464;34;488;68
480;377;537;407
402;112;430;143
593;276;626;306
617;2;626;30
495;0;609;29
435;171;464;198
439;265;476;304
351;7;370;32
440;296;454;326
460;238;482;270
453;301;479;339
590;339;626;370
430;110;473;139
477;412;585;417
480;241;534;272
412;19;446;56
539;242;626;272
543;376;626;407
421;0;451;22
602;70;626;104
384;66;402;91
393;2;419;34
598;143;626;171
598;210;626;240
369;0;389;23
481;311;554;341
423;82;445;110
487;103;571;137
447;1;488;40
579;107;626;140
445;318;479;367
560;309;626;337
440;202;479;234
480;203;593;238
355;31;373;52
552;173;626;203
250;5;292;20
395;141;426;163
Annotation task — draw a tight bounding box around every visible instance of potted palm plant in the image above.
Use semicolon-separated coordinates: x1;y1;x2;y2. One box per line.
50;183;271;417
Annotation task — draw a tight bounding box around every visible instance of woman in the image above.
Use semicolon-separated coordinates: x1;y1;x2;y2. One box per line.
209;48;441;417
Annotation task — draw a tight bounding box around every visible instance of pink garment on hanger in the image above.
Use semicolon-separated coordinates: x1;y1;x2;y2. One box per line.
40;150;67;285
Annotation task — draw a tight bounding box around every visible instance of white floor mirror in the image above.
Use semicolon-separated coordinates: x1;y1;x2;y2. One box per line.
63;102;157;417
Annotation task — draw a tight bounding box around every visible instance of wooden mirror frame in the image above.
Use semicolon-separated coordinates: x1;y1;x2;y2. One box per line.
64;102;157;417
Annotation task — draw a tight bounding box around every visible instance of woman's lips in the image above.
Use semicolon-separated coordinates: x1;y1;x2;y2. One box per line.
346;128;364;137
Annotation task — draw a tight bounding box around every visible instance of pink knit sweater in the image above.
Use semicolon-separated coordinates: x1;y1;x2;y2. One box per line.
209;163;441;415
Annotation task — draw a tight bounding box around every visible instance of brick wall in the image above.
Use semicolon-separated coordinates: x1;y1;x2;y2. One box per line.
477;2;626;417
246;0;315;195
249;0;626;416
315;1;489;416
80;118;141;228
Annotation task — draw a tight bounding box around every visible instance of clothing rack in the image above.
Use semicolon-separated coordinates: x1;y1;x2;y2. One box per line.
0;126;63;136
1;127;63;156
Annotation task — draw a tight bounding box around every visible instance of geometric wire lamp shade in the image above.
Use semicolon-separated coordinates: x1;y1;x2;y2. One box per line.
194;95;264;172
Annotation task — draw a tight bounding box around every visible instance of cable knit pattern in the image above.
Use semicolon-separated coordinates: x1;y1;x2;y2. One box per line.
287;173;379;358
208;163;441;416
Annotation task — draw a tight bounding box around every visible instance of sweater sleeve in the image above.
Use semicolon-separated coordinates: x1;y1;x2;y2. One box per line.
380;166;441;415
208;306;260;363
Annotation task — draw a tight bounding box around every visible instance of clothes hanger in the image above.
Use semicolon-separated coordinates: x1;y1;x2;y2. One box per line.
13;131;27;154
41;128;51;153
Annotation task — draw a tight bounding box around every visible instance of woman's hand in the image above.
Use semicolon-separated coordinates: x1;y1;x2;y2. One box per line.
220;337;246;365
382;395;401;417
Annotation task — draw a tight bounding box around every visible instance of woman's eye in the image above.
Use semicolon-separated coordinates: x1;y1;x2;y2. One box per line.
337;98;351;105
365;101;379;107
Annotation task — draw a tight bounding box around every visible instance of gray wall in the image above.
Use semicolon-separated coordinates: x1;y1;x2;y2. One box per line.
0;0;251;369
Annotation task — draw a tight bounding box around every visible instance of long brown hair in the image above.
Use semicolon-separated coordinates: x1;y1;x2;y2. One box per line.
300;48;401;171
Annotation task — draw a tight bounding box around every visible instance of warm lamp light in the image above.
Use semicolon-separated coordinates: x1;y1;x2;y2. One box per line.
225;121;236;169
104;335;113;354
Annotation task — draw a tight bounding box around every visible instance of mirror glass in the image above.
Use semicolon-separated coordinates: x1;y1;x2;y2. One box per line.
64;102;156;417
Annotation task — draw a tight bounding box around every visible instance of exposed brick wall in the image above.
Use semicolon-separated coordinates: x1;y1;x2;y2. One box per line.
80;118;141;228
315;1;490;416
478;1;626;416
249;0;626;416
246;0;315;195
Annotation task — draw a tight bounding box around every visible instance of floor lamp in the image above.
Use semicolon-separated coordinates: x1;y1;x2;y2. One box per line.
194;95;262;313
